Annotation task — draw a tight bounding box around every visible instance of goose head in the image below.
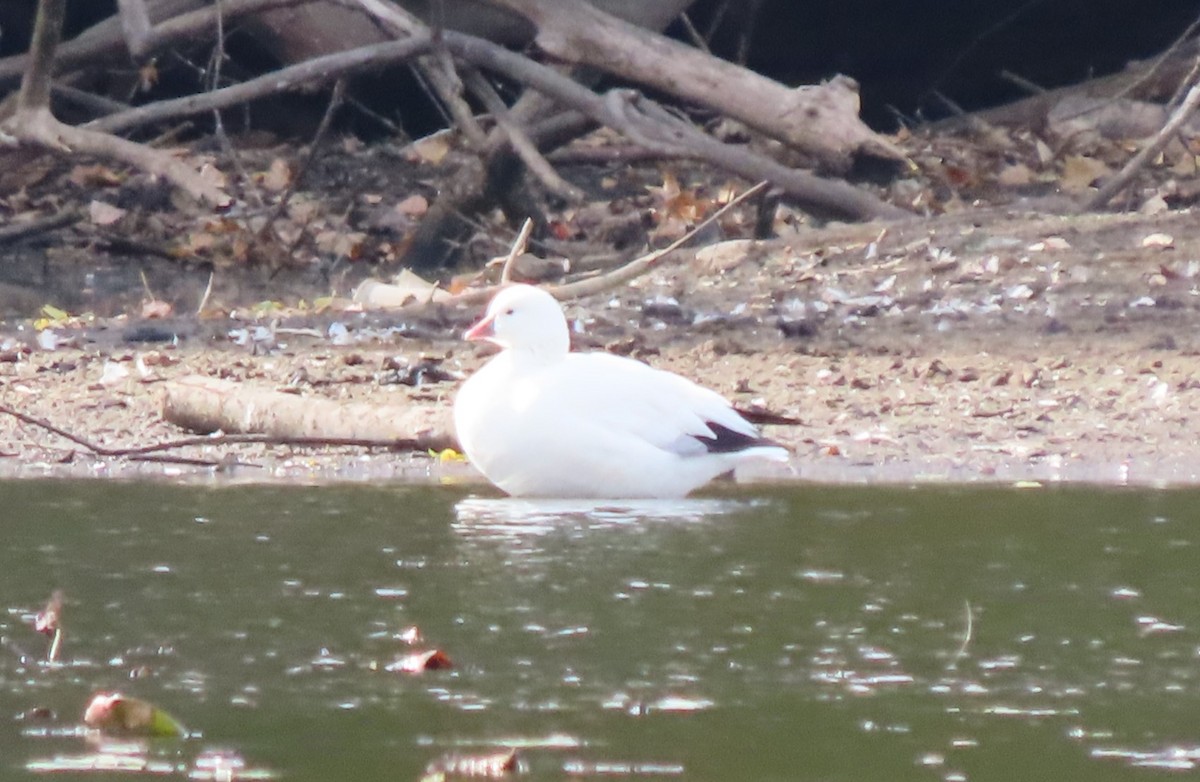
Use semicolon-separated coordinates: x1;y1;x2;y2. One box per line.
465;284;570;357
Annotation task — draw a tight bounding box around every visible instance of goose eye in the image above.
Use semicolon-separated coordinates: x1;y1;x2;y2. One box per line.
504;308;515;316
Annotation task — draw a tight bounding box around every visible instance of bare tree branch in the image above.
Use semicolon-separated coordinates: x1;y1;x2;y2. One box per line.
1085;82;1200;210
0;0;231;207
441;32;908;221
90;35;432;134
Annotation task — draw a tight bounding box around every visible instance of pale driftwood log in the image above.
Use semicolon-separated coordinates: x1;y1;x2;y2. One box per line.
162;375;456;449
484;0;903;172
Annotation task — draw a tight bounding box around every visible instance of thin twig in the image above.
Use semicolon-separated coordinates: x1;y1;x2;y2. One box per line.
548;180;769;299
37;589;64;663
1133;12;1200;107
90;36;432;134
0;209;81;244
261;77;347;242
997;69;1046;95
500;218;534;284
138;269;156;301
1167;55;1200;110
390;180;770;315
462;67;584;201
677;12;711;54
47;627;63;662
196;269;216;316
208;0;261;207
345;0;488;148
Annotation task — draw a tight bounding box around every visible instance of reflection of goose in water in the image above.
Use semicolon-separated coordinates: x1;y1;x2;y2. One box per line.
452;497;756;545
453;285;790;499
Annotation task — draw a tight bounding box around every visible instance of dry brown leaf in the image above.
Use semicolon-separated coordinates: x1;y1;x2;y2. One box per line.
1171;154;1198;177
260;158;292;192
198;163;228;190
88;200;126;226
1141;232;1174;249
395;194;429;216
315;229;367;259
141;299;174;319
996;163;1034;187
353;270;450;309
410;136;451;165
287;198;321;223
137;61;159;93
68;164;122;188
1060;155;1111;192
83;693;187;737
178;231;218;255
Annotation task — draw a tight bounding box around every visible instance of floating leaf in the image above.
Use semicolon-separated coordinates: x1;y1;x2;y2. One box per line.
386;649;453;674
430;448;466;464
423;749;519;780
34;590;63;636
83;693;188;738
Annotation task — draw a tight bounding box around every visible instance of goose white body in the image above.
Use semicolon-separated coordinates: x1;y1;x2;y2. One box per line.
453;285;788;498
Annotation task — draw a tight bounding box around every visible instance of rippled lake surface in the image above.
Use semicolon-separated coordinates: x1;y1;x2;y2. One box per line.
4;481;1200;780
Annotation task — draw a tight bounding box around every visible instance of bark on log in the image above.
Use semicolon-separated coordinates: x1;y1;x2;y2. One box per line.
484;0;902;172
242;0;694;81
162;375;456;449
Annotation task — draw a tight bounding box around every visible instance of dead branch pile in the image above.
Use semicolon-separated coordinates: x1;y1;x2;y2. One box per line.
0;0;908;234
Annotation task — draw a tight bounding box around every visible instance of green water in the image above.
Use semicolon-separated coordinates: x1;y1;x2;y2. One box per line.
2;481;1200;780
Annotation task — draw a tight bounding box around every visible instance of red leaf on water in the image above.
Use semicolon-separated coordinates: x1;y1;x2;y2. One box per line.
34;590;63;636
424;749;519;779
387;649;453;673
83;692;188;737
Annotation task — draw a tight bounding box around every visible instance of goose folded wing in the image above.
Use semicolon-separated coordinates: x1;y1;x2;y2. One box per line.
548;353;769;458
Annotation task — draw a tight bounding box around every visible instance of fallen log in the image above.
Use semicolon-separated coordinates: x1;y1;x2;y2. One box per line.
484;0;903;172
161;375;456;450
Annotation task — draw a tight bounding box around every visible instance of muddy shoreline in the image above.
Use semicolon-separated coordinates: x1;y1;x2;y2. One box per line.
6;206;1200;489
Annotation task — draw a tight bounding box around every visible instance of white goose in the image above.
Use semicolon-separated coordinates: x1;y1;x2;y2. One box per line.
453;285;789;498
